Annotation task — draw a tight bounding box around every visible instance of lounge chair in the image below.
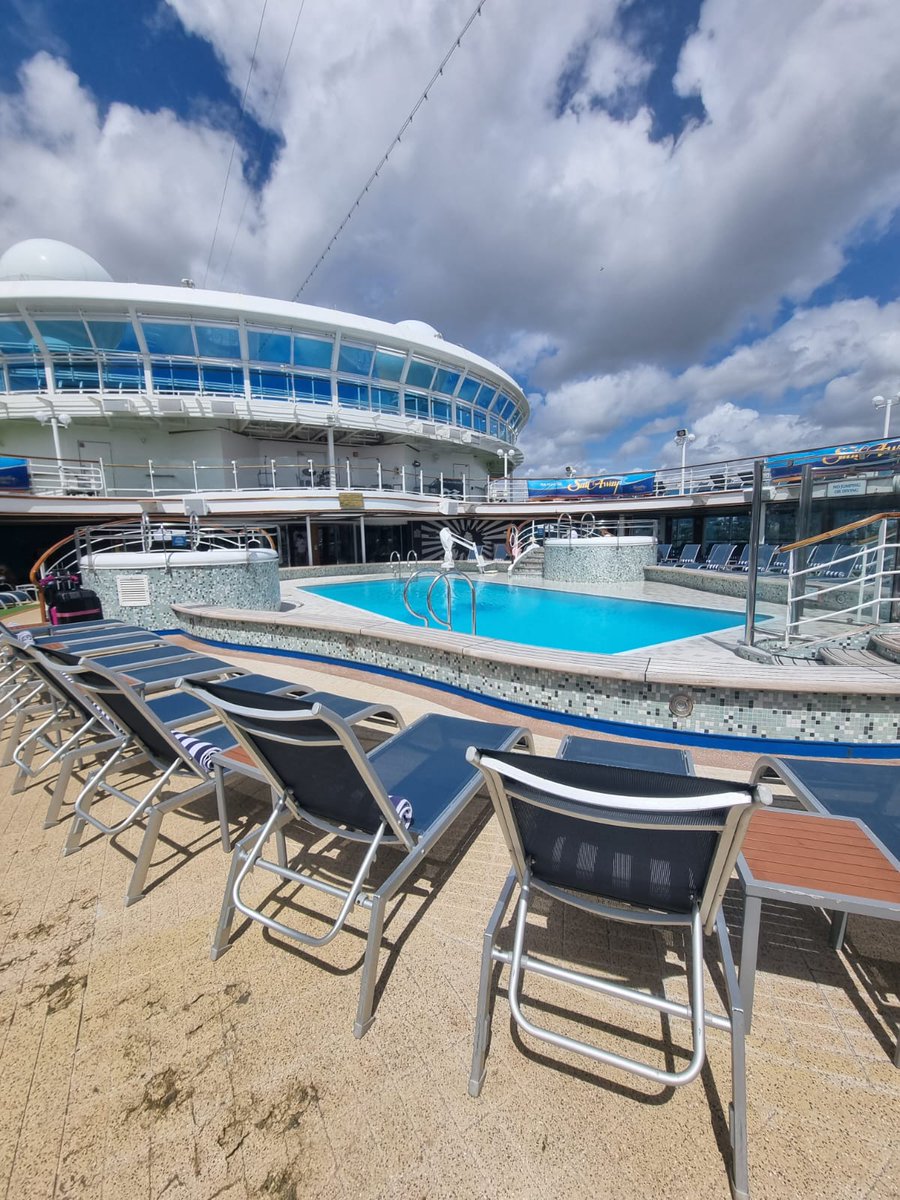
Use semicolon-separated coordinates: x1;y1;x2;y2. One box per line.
815;543;857;581
672;543;700;567
656;542;673;564
466;749;770;1200
182;679;532;1036
700;543;737;571
729;544;777;573
558;733;695;774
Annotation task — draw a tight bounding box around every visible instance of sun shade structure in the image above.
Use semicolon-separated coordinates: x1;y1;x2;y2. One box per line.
182;680;532;1037
466;748;771;1200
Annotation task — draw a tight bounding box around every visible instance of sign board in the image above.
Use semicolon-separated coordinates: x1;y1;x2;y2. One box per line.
825;479;867;498
0;456;30;489
526;472;655;500
338;492;365;510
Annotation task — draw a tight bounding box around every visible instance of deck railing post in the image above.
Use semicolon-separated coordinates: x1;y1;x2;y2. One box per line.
192;460;199;491
377;462;383;491
401;465;407;492
98;458;108;497
271;458;277;490
346;459;352;489
148;460;156;497
232;460;239;490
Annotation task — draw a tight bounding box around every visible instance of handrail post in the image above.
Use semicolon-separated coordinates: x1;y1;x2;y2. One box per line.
192;460;199;491
271;458;277;491
401;465;407;492
346;459;352;489
98;458;108;497
784;549;796;647
148;460;156;497
377;462;383;491
742;459;764;646
462;471;467;500
232;460;239;490
439;472;444;497
418;467;423;494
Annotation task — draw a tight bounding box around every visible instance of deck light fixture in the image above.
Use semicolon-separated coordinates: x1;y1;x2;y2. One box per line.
872;393;900;439
674;429;696;495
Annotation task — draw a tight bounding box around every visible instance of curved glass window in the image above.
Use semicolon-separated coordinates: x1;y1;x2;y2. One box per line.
142;322;195;356
475;384;495;409
456;404;473;428
372;387;399;413
247;330;291;364
338;380;369;408
404;392;429;419
53;359;100;390
337;342;374;377
7;361;46;390
202;364;244;394
196;324;241;359
406;359;435;389
432;398;451;423
457;377;480;403
89;319;140;353
250;368;292;399
473;409;487;433
433;368;460;395
372;349;404;382
150;360;200;392
294;375;332;403
36;320;92;351
295;335;333;370
489;416;500;437
0;320;37;354
102;359;144;390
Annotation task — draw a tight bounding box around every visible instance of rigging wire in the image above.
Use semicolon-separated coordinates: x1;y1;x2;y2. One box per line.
202;0;270;288
292;0;489;301
217;0;308;286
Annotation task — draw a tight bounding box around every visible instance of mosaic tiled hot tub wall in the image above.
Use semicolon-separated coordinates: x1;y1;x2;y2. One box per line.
173;607;900;745
84;560;281;629
544;541;655;585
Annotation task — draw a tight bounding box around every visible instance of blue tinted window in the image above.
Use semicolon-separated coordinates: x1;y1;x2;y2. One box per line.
88;319;140;352
36;320;92;350
142;322;195;356
0;320;36;354
337;343;374;376
473;409;487;432
404;392;429;418
248;330;291;364
53;360;100;390
294;375;332;403
294;335;333;369
102;359;144;389
456;404;473;428
202;364;244;394
489;416;500;437
406;358;435;389
432;398;451;423
475;384;495;409
372;387;399;413
151;360;200;392
7;361;46;390
250;369;292;399
433;368;460;395
196;324;241;359
457;377;480;403
338;380;369;408
372;349;405;382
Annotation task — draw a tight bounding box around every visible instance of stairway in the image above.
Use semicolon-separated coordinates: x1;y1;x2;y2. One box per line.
509;546;544;579
817;624;900;673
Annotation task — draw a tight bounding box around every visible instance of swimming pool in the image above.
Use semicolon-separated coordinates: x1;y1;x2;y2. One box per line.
304;578;753;654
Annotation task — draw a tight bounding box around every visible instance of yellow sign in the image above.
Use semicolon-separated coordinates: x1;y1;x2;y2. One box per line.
338;492;365;510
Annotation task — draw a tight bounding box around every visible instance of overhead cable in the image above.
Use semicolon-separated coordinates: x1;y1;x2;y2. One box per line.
292;0;488;300
202;0;270;288
218;0;308;286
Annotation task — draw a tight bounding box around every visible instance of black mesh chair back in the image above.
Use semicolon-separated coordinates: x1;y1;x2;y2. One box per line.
185;679;396;837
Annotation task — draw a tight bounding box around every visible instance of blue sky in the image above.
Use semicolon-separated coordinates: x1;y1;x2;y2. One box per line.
1;0;899;475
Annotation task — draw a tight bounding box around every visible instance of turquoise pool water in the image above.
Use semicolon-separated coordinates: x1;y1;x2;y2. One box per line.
305;578;754;654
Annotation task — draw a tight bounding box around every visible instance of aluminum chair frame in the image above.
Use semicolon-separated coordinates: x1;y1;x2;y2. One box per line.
467;748;771;1200
184;682;531;1037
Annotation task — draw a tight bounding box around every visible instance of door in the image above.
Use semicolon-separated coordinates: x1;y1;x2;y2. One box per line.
77;439;115;492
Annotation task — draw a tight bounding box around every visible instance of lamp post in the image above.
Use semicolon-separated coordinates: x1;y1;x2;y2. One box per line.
872;393;900;439
35;410;72;490
673;428;696;495
497;448;512;479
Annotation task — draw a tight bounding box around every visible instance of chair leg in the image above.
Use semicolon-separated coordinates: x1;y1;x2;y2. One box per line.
125;805;165;907
729;1001;750;1200
469;870;518;1096
738;893;762;1036
211;830;255;960
45;749;79;827
353;896;387;1040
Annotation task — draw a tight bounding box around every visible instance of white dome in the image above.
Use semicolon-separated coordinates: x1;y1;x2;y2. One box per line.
394;319;443;341
0;238;113;283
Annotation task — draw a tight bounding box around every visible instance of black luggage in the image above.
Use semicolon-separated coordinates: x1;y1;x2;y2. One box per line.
40;573;104;625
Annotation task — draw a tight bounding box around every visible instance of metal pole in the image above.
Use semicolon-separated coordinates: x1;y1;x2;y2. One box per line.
359;516;367;564
308;458;315;488
148;460;156;498
680;442;686;495
232;460;239;490
742;460;764;646
270;458;277;490
305;514;313;566
345;459;351;489
401;465;407;492
792;463;814;630
377;462;383;490
326;426;336;487
98;458;108;497
192;460;199;491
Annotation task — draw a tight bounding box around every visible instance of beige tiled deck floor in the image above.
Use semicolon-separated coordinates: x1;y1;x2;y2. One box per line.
1;645;898;1200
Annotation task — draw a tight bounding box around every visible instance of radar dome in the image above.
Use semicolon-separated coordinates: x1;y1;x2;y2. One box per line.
0;238;112;283
394;319;443;341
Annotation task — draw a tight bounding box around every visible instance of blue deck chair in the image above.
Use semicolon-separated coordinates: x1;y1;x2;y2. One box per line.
467;749;770;1200
765;550;789;574
183;679;532;1037
673;543;700;567
700;543;737;571
31;627;165;655
731;544;778;573
656;543;673;564
558;733;695;774
816;543;857;581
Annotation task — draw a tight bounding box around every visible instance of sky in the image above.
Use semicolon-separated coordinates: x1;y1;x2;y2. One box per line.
1;0;899;476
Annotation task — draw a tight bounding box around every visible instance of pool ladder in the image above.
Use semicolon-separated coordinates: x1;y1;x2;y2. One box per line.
390;550;418;580
403;565;477;635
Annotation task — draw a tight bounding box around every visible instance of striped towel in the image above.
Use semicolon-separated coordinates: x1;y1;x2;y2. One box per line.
16;630;35;646
389;794;413;829
172;730;221;773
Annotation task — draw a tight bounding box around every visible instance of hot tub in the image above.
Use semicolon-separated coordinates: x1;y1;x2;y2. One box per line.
542;535;656;584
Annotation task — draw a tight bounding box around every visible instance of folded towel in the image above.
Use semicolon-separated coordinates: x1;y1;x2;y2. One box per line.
16;630;34;646
172;730;221;774
389;794;413;829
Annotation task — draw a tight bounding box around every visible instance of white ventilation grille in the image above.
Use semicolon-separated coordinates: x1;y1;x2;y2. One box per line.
115;574;151;607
